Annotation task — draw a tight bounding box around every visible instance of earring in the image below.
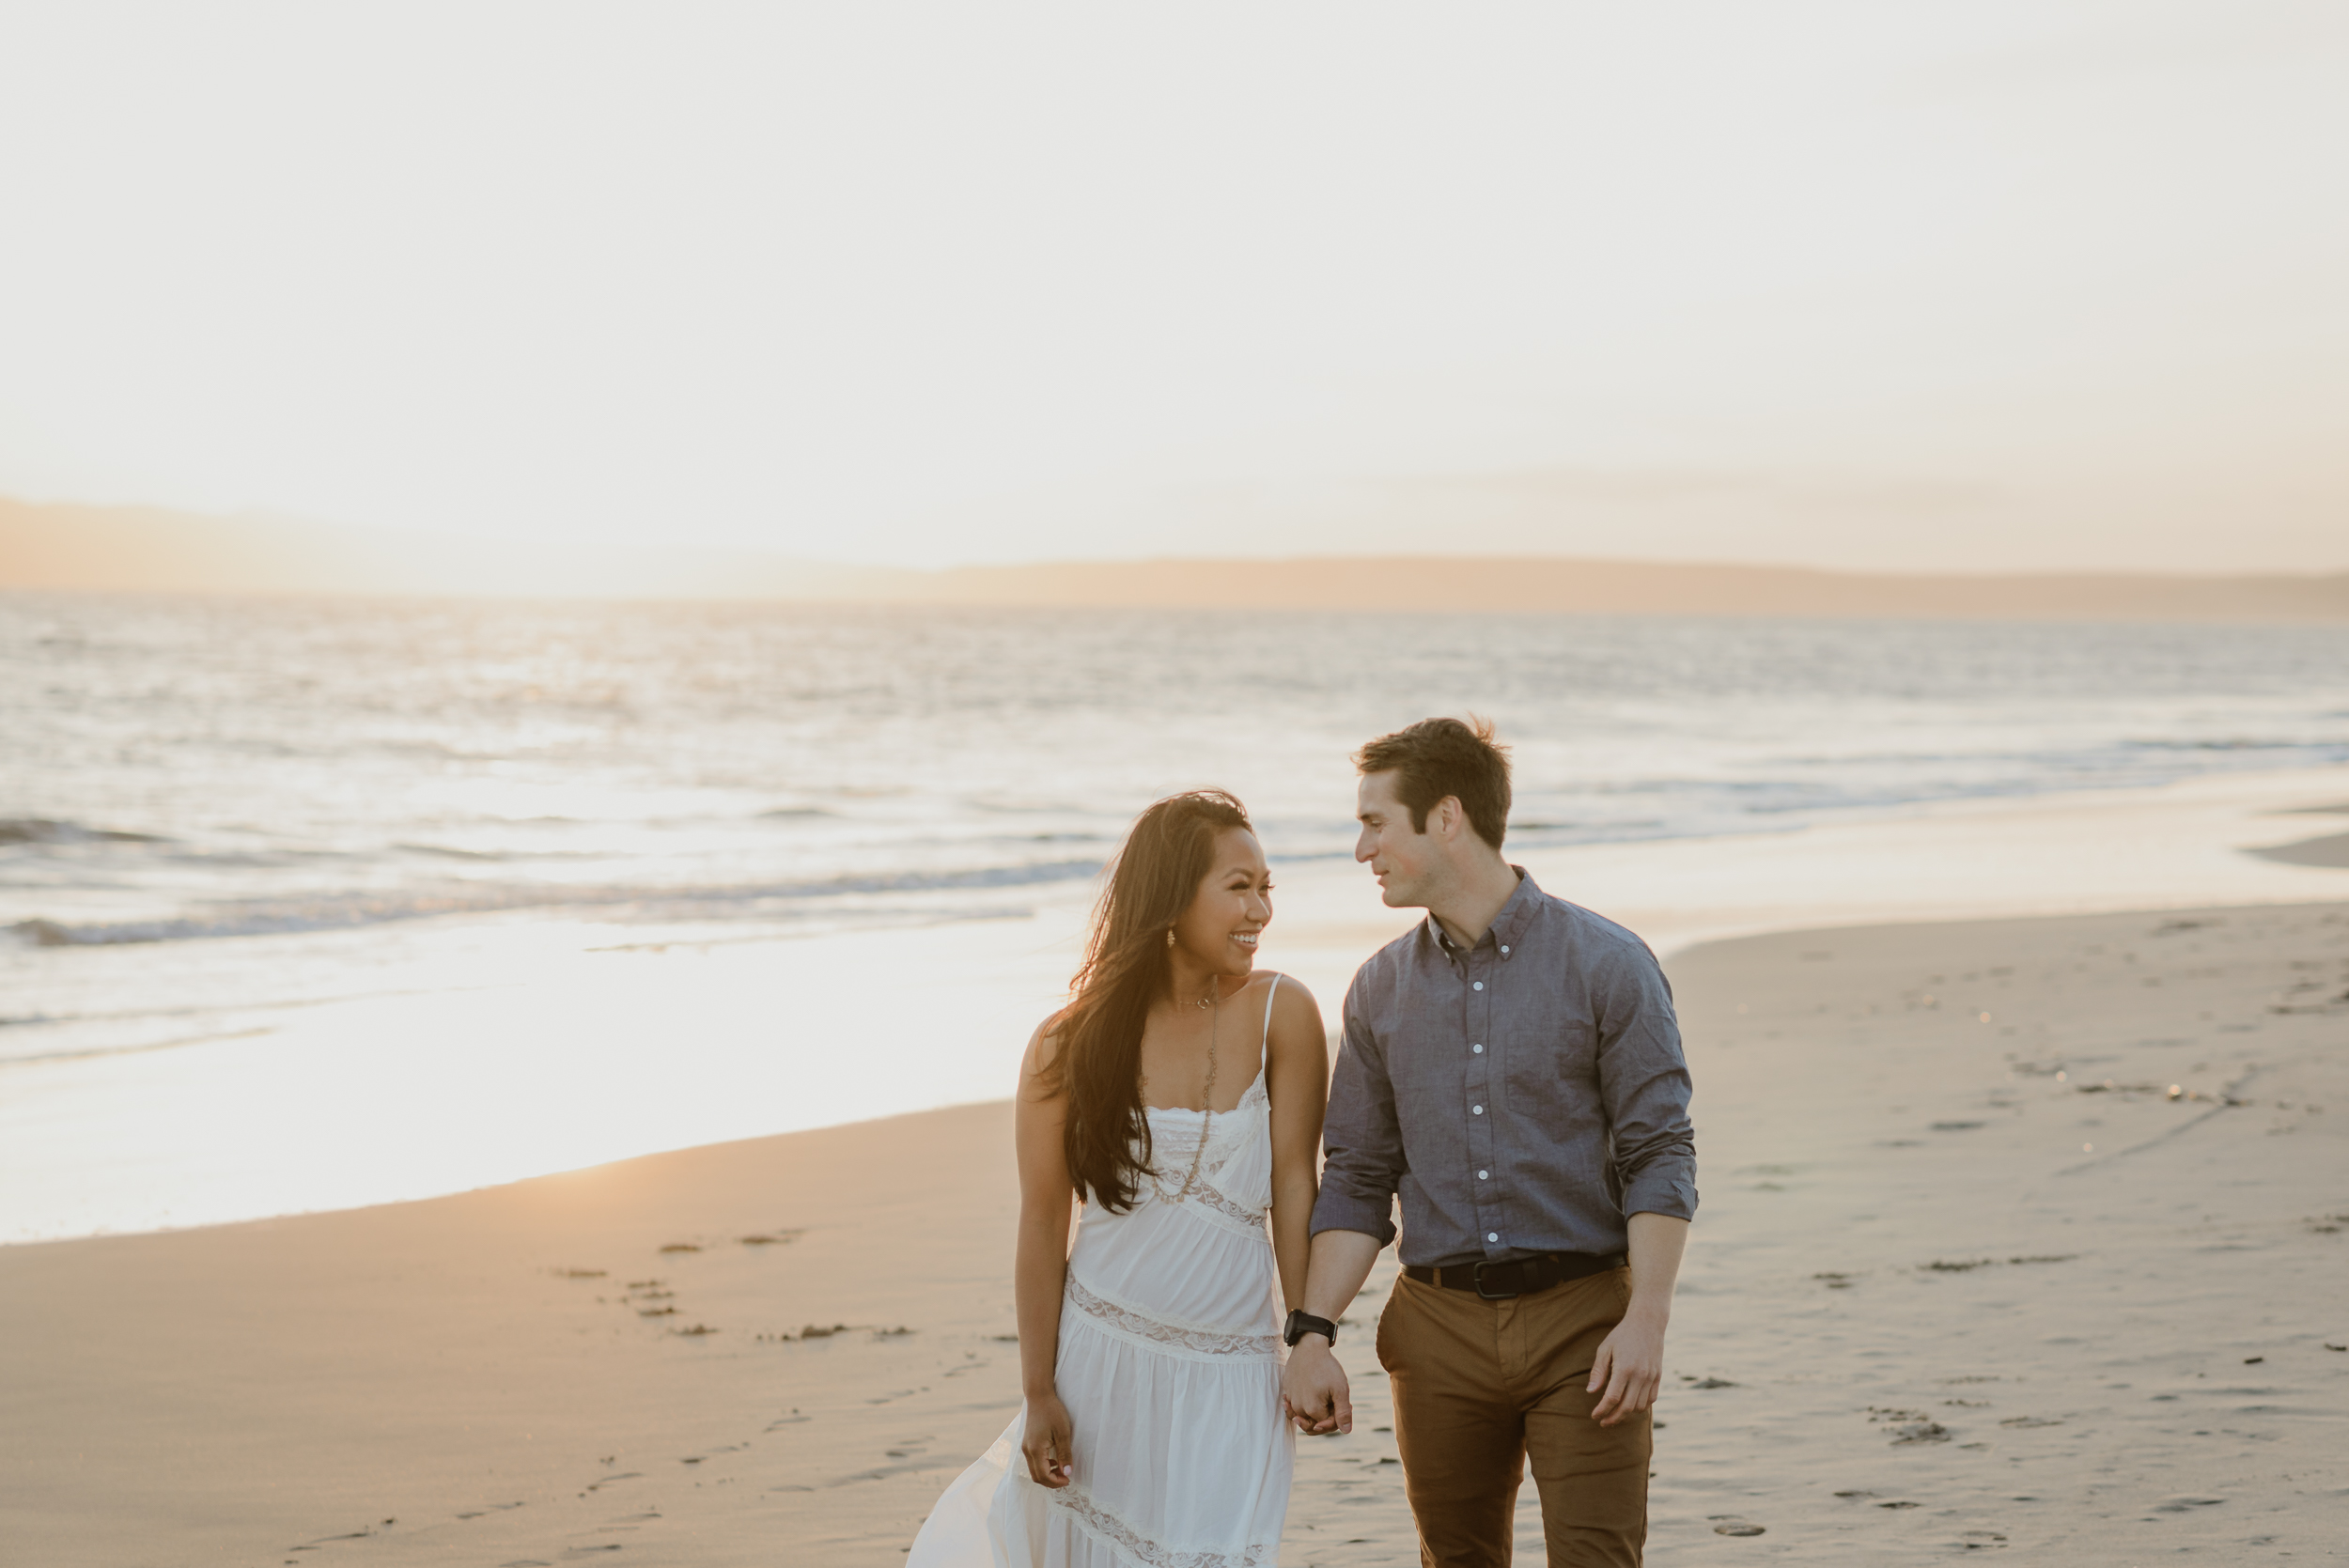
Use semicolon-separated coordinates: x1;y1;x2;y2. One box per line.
1166;928;1176;947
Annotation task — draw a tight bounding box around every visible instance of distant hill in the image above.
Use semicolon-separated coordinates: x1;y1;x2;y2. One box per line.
6;495;2346;622
0;497;898;600
904;556;2349;621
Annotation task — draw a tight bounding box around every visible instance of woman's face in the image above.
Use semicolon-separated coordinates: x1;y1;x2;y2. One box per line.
1172;826;1272;978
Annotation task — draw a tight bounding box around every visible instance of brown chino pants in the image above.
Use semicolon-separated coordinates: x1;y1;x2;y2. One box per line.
1375;1267;1650;1568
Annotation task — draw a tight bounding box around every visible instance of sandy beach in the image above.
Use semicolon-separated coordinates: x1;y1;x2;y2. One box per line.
8;6;2349;1560
5;776;2348;1564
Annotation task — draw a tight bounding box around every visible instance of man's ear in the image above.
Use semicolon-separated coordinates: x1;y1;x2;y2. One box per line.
1432;796;1463;842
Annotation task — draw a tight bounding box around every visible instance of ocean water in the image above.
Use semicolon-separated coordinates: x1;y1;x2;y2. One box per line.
9;593;2349;1038
5;594;2348;1236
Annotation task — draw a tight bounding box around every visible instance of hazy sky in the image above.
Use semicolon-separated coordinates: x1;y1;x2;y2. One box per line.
2;3;2343;572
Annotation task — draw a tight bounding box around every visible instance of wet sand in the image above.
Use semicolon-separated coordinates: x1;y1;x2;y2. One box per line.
5;894;2346;1564
10;766;2345;1247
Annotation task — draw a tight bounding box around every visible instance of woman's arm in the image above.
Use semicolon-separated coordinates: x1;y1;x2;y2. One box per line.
1012;1023;1080;1487
1263;976;1330;1313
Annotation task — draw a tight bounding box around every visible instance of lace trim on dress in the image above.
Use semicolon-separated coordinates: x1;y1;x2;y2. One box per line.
1065;1277;1280;1358
1049;1482;1278;1568
1189;1182;1267;1227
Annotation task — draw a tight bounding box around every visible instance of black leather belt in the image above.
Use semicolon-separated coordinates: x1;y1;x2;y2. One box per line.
1404;1251;1626;1300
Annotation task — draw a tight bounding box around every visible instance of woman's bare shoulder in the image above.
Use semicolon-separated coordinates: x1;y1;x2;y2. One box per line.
1024;1015;1061;1067
1258;969;1317;1005
1259;971;1324;1037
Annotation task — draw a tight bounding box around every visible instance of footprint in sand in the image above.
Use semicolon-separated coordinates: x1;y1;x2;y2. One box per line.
1707;1516;1766;1536
659;1243;700;1254
1868;1407;1951;1444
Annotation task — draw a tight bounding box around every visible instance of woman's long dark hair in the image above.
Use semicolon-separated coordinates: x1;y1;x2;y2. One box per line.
1044;789;1252;1212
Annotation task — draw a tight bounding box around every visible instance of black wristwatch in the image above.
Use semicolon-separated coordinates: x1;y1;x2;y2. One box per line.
1283;1309;1338;1348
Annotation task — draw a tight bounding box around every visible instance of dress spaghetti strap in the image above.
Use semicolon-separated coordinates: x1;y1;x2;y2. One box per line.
1258;972;1280;1080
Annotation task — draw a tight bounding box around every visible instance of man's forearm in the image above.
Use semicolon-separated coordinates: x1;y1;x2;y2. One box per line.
1623;1211;1689;1325
1300;1229;1385;1327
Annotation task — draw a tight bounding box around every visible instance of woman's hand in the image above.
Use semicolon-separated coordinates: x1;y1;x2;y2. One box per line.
1019;1390;1076;1488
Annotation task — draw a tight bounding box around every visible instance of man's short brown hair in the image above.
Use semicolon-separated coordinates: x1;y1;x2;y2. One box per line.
1354;716;1512;850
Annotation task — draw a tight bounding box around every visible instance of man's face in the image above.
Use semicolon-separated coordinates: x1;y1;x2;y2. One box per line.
1355;770;1439;908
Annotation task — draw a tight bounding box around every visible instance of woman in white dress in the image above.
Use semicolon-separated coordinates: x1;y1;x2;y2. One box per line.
909;790;1328;1568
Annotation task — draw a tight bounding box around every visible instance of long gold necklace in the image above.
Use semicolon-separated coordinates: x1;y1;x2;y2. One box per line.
1143;981;1221;1202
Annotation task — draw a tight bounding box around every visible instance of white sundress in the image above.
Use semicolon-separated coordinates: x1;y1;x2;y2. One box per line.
908;975;1295;1568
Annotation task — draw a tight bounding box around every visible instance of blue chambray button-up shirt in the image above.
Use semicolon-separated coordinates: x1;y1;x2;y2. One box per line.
1309;868;1698;1266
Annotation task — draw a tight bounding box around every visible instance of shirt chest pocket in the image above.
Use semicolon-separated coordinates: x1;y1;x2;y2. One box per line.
1501;1018;1597;1117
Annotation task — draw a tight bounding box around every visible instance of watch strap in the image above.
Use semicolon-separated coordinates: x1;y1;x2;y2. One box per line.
1283;1308;1338;1347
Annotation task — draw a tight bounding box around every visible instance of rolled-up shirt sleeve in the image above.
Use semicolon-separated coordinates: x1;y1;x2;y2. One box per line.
1309;975;1405;1246
1595;943;1699;1222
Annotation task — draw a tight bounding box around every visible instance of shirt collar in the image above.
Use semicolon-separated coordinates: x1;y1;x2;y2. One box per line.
1423;865;1544;956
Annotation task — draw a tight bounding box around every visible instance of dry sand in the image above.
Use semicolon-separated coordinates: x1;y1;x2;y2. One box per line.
5;895;2346;1565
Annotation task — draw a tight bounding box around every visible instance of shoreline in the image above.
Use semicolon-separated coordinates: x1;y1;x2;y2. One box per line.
5;764;2346;1246
4;892;2344;1563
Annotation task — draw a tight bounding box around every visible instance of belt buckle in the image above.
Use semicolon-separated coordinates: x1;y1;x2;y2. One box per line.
1470;1260;1519;1300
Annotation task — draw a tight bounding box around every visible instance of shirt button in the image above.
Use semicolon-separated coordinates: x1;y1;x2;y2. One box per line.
1472;981;1484;991
1486;1232;1500;1242
1471;1105;1483;1114
1501;945;1510;955
1471;1043;1484;1054
1478;1170;1489;1180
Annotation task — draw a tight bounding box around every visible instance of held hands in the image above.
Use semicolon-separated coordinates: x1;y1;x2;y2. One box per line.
1586;1310;1667;1427
1019;1390;1076;1488
1280;1338;1352;1436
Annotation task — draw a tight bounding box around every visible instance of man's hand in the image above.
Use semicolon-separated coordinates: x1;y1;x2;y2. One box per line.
1019;1390;1076;1487
1587;1311;1666;1427
1281;1338;1353;1436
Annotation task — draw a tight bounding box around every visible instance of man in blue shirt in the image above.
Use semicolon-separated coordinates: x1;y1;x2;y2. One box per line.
1280;717;1697;1567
